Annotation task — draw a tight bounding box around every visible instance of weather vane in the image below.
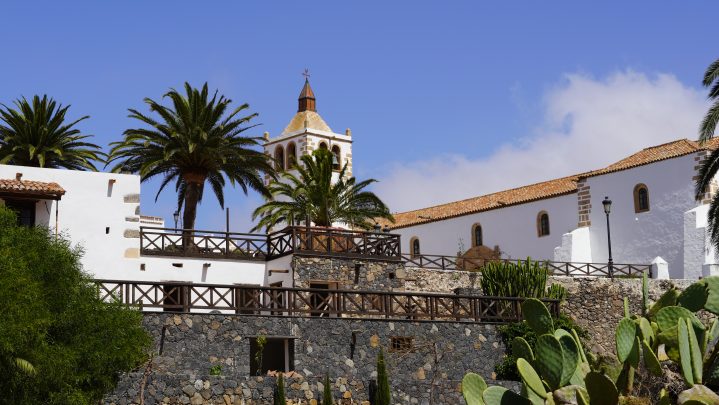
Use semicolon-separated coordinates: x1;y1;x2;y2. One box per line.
302;68;310;80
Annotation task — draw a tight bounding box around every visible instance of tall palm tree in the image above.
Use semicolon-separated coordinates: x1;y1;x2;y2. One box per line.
0;95;104;170
108;82;275;236
252;149;394;231
696;58;719;251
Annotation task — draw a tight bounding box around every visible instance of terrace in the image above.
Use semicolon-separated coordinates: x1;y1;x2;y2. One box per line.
94;279;561;324
140;225;402;262
139;225;651;278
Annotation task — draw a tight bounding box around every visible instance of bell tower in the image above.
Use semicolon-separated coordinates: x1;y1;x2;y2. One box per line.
263;74;353;183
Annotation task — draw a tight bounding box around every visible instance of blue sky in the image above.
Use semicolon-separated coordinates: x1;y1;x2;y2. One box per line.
1;1;716;231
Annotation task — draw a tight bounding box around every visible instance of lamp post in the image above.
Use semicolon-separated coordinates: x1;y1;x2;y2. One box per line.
173;211;180;230
602;196;614;278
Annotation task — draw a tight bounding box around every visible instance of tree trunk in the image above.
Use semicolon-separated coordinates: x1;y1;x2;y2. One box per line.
181;174;204;250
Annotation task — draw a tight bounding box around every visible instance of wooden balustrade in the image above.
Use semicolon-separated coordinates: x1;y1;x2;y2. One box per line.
140;226;401;262
402;254;651;278
94;280;560;324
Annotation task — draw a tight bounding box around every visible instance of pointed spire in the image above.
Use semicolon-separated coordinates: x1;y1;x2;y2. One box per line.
298;76;316;112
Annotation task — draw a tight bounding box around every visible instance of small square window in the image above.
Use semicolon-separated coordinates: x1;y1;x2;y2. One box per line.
390;336;414;353
250;337;295;375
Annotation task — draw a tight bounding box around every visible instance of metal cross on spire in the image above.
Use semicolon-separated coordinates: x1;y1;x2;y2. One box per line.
302;68;311;80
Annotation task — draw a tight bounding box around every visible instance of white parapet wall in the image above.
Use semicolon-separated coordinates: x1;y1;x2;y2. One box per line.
683;204;719;279
554;226;592;263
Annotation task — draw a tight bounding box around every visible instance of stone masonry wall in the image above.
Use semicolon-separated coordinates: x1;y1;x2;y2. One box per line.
106;313;511;405
292;256;405;290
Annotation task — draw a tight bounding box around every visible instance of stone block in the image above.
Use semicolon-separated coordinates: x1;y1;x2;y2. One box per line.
123;229;140;239
123;193;140;203
124;248;140;258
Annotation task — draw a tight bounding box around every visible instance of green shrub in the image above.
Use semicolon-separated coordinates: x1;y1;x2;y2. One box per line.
480;258;566;300
494;314;589;380
0;207;151;404
209;364;222;376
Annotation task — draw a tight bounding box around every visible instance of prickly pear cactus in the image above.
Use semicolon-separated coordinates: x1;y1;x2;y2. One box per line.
522;298;553;335
461;372;487;405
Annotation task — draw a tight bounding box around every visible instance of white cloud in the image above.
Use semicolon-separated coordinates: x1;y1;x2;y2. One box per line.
374;70;709;213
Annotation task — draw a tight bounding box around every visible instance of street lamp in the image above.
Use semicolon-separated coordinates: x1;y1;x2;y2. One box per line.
173;211;180;230
602;196;614;278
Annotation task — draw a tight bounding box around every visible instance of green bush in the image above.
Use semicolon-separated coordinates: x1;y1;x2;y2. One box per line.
494;314;589;380
0;207;151;404
209;364;222;376
480;258;566;300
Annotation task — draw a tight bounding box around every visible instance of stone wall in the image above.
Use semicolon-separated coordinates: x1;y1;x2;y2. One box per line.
106;312;513;405
292;256;405;290
552;276;698;355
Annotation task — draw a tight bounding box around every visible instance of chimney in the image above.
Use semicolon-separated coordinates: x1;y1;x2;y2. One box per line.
15;173;22;181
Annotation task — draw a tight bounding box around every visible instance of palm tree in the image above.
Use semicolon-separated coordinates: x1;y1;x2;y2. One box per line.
697;58;719;252
108;82;275;239
252;149;394;231
0;95;104;170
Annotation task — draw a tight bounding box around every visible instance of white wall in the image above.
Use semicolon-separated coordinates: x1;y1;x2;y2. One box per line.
0;164;141;279
586;155;697;278
124;256;265;285
394;194;578;260
264;255;294;287
0;164;269;287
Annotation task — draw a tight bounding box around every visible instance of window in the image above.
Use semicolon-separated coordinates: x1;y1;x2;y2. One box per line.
274;146;285;171
634;184;650;213
331;145;341;170
410;237;421;258
286;142;297;169
4;199;36;227
250;337;295;375
472;223;483;247
390;336;414;353
537;211;550;237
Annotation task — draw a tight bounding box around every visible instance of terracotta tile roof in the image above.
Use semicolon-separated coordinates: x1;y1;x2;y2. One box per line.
380;174;582;229
0;179;65;200
381;138;719;230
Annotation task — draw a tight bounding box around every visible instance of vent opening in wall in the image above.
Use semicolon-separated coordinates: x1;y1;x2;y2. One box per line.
105;227;110;234
140;263;146;271
390;336;414;353
172;263;183;268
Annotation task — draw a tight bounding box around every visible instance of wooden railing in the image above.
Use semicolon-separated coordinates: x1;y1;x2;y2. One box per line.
140;227;268;261
402;254;651;278
94;280;560;324
140;226;401;262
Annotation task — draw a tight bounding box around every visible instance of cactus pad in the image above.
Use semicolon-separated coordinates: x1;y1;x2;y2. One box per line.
511;337;534;362
648;288;680;318
517;358;547;399
585;371;619;405
558;334;580;386
703;277;719;316
677;384;719;405
482;386;531;405
616;317;637;363
679;317;695;386
641;339;662;376
656;306;704;332
679;282;709;312
461;373;487;405
522;298;553;335
535;334;564;390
